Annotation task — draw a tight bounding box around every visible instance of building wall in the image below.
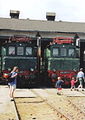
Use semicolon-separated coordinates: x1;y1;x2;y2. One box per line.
0;30;76;40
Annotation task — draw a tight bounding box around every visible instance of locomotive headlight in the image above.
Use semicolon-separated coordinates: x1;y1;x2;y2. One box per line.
30;68;34;71
19;43;22;46
8;68;11;71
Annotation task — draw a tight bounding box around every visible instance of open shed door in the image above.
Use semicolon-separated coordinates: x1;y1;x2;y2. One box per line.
80;39;85;71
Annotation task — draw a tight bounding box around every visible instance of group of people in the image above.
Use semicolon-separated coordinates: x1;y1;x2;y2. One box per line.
55;68;85;95
71;68;84;91
7;66;85;99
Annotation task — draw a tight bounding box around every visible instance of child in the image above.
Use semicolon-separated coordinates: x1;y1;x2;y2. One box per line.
70;77;77;91
55;77;64;95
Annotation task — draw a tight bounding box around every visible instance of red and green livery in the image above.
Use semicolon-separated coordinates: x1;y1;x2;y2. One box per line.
44;37;80;87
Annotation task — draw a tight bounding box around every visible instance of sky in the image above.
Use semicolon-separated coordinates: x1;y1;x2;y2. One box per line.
0;0;85;22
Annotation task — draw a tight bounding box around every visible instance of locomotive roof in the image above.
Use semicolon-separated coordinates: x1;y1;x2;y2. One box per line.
0;17;85;33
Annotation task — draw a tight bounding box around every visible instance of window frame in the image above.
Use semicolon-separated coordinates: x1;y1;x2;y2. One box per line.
68;48;75;57
60;47;67;57
8;46;16;56
25;47;33;56
17;46;24;56
52;47;59;57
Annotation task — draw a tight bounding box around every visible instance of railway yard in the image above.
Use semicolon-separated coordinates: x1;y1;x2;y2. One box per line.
0;85;85;120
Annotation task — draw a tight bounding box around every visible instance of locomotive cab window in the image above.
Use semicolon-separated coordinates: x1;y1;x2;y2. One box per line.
8;46;15;55
26;47;32;55
17;47;24;55
68;48;75;57
52;48;59;56
2;47;6;55
60;48;67;56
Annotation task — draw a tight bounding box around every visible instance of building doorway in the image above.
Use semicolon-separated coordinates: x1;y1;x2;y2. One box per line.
80;40;85;71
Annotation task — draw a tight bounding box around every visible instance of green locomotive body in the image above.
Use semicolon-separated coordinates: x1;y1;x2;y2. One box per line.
0;38;38;88
1;42;37;71
44;37;80;87
0;36;80;88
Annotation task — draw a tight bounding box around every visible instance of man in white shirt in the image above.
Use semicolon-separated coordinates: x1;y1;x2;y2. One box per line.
76;68;84;90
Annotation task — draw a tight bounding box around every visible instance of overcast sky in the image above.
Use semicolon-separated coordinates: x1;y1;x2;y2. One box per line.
0;0;85;22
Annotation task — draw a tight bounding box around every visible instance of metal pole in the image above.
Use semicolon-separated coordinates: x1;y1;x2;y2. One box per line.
37;37;41;73
36;32;41;82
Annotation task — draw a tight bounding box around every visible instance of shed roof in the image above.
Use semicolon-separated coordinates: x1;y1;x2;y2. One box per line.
0;17;85;33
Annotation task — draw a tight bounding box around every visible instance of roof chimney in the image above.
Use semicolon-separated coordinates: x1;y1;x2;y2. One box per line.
10;10;20;19
46;12;56;21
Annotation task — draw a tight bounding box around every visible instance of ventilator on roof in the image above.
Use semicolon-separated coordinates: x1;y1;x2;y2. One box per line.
46;12;56;21
10;10;20;19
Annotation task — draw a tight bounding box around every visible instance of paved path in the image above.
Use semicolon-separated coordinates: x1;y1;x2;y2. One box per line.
0;85;17;120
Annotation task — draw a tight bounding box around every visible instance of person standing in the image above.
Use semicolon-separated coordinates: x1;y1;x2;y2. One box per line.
76;68;84;91
55;77;64;95
8;66;19;101
51;70;57;87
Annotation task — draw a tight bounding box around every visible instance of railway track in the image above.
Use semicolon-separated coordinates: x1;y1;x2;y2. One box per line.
37;89;85;120
43;88;85;119
1;86;84;120
30;89;70;120
13;88;85;120
70;89;85;114
14;90;69;120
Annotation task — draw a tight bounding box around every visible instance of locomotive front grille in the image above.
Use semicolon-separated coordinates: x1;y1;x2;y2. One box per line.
47;58;79;71
2;56;37;71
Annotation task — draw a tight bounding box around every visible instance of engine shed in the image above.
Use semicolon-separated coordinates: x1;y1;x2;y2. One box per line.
0;10;85;87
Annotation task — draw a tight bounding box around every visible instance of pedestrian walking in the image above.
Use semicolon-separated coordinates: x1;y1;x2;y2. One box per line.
70;77;77;91
76;68;84;91
8;66;19;101
55;77;64;95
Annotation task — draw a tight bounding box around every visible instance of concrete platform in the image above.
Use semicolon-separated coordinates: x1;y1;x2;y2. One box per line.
0;85;18;120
